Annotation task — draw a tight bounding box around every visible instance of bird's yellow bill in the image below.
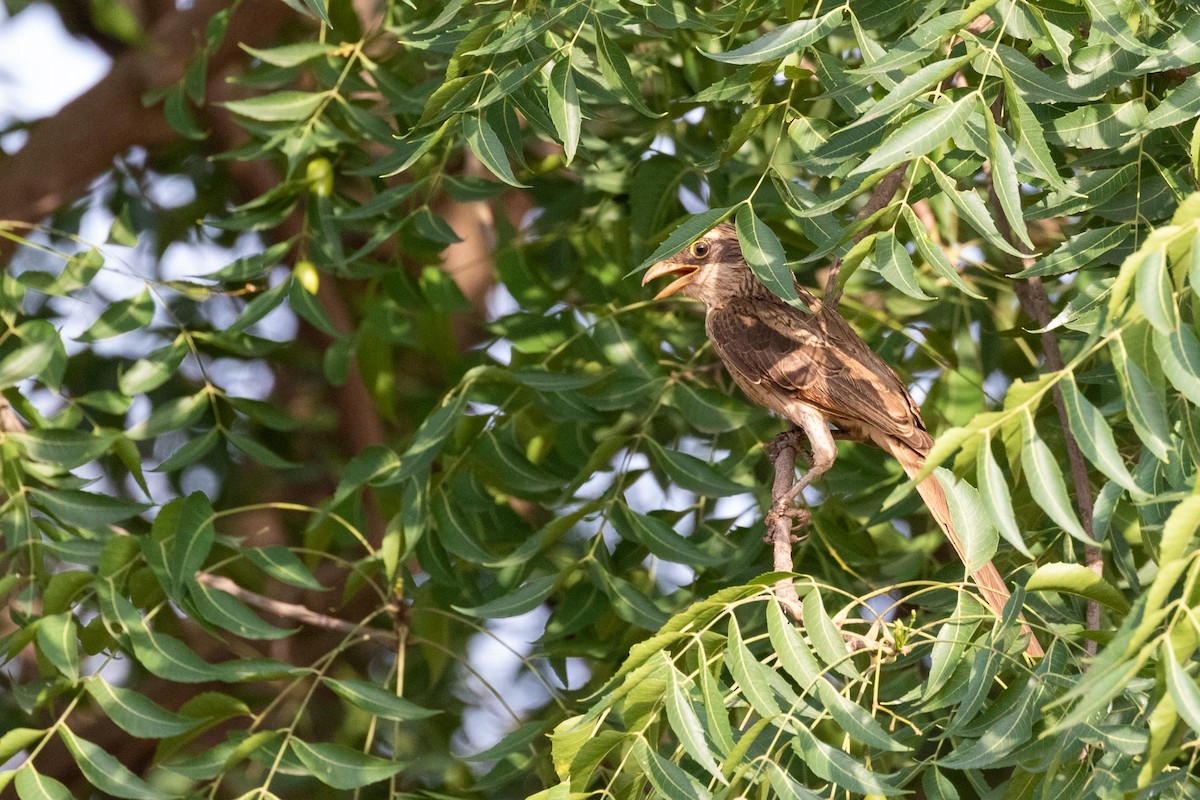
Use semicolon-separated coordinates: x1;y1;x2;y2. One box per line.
642;261;696;299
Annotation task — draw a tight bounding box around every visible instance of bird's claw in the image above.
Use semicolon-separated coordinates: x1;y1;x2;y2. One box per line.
765;429;810;464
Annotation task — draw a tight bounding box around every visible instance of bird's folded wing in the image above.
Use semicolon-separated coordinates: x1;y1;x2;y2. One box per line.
706;300;930;451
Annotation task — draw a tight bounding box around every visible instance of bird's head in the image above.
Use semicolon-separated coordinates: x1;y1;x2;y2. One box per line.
641;223;755;306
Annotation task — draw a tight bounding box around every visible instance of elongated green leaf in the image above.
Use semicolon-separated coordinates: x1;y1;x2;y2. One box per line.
119;338;189;395
853;96;973;176
14;768;73;800
28;488;148;528
938;661;1040;768
735;205;804;307
377;391;469;486
874;229;932;300
1015;225;1131;277
463;113;528;188
324;678;440;721
928;164;1026;257
634;207;734;274
632;739;710;800
803;590;857;679
815;678;908;752
0;339;54;390
59;727;169;800
935;468;998;573
36;613;79;682
725;619;782;718
1026;562;1129;613
1164;642;1200;734
1059;375;1143;496
84;679;202;738
985;110;1034;250
1111;332;1172;461
548;59;581;164
240;41;336;67
454;574;557;618
610;502;724;567
644;439;748;497
904;207;984;298
976;435;1031;557
188;580;296;639
223;90;327;121
1134;249;1178;334
858;55;972;125
244;545;324;590
707;9;844;64
594;24;655;116
144;492;214;598
12;429;119;469
793;726;904;796
78;288;155;341
1153;325;1200;406
1019;411;1089;543
290;740;405;790
1082;0;1164;57
665;667;726;783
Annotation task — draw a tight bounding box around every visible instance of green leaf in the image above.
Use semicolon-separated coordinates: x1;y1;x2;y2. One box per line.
324;677;440;721
1082;0;1164;56
803;589;857;679
725;618;783;718
928;163;1025;257
13;768;73;800
594;24;656;117
453;574;557;618
1014;225;1131;277
12;428;119;469
84;679;202;738
377;391;468;486
632;739;710;800
644;439;748;497
985;109;1034;250
119;337;189;395
934;468;998;573
1019;410;1089;543
767;598;822;687
28;488;148;528
244;545;324;590
592;565;668;630
1134;249;1178;334
1026;562;1130;613
36;613;79;682
188;579;296;639
227;430;300;470
665;667;726;783
1111;331;1171;461
634;207;733;274
223;90;327;122
0;339;54;390
938;655;1043;768
548;59;581;164
793;725;904;796
240;41;336;67
290;740;406;790
904;207;984;298
463;113;529;188
874;229;932;300
1152;325;1200;407
78;288;155;341
59;727;169;800
735;205;805;307
976;435;1032;557
1164;641;1200;734
144;492;214;598
1059;375;1144;496
0;728;44;763
707;9;844;64
852;96;973;176
610;502;724;567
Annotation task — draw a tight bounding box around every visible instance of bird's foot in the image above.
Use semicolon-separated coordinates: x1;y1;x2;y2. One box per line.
763;504;811;542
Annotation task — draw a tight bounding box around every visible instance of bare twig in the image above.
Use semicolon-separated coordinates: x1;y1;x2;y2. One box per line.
195;572;397;644
765;438;807;619
822;164;908;310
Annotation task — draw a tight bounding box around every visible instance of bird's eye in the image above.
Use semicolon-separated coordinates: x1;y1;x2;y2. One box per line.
691;241;711;259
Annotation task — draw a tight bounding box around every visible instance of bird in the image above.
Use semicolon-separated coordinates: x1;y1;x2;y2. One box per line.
642;221;1043;658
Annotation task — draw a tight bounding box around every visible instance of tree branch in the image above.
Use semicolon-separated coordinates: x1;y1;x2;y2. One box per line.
195;572;398;644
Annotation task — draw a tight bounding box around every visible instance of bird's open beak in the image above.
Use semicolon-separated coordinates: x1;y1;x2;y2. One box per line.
642;261;697;300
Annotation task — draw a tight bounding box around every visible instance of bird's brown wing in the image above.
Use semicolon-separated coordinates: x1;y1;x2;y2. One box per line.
706;298;932;452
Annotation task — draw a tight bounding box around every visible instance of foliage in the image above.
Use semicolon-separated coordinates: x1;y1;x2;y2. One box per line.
2;0;1200;797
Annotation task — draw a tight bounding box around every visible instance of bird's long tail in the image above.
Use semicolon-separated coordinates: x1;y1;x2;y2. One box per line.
887;441;1045;658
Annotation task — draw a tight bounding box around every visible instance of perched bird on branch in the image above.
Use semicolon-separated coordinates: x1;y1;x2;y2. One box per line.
642;222;1043;658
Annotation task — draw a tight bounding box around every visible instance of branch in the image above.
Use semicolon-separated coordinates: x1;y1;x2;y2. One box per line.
822;164;907;310
983;98;1101;656
0;0;291;254
765;440;807;619
195;572;398;644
